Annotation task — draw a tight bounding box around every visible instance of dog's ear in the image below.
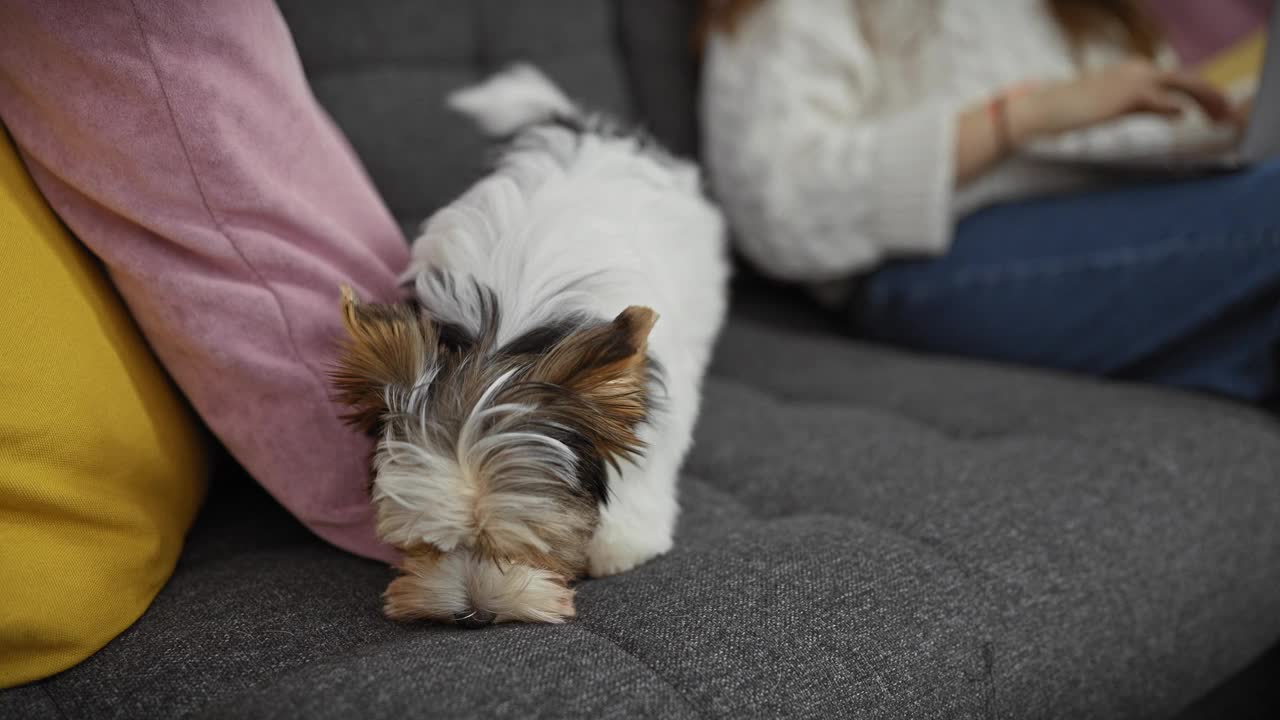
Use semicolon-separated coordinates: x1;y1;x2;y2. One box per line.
534;306;656;389
532;306;658;458
331;285;437;434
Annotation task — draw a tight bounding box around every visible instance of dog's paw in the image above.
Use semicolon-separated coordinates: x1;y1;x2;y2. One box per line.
586;525;673;578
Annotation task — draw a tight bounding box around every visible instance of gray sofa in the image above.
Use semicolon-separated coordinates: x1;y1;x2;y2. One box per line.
6;2;1280;718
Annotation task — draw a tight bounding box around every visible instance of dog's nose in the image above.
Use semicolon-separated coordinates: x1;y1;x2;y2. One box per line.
453;608;496;629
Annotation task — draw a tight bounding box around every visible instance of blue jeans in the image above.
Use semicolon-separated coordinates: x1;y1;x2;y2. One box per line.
852;160;1280;402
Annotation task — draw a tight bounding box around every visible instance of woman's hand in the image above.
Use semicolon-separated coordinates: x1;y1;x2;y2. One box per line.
1236;94;1256;129
954;60;1240;186
1011;60;1239;140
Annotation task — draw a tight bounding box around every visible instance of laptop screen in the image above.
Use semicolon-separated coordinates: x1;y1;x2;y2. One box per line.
1240;4;1280;157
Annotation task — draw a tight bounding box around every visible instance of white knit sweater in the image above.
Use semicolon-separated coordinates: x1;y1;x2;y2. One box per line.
700;0;1137;282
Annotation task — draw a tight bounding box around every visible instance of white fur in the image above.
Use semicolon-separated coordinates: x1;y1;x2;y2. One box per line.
392;551;576;624
373;368;587;555
405;64;729;579
446;63;576;137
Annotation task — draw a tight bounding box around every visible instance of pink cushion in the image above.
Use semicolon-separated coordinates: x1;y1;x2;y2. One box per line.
0;0;407;563
1144;0;1270;65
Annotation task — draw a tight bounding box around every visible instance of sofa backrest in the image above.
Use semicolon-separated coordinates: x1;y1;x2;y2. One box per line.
278;0;700;234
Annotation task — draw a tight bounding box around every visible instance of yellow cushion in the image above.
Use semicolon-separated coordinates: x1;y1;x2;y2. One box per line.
0;130;207;687
1199;28;1267;96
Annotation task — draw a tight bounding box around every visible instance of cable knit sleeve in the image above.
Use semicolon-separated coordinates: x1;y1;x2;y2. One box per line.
701;0;956;281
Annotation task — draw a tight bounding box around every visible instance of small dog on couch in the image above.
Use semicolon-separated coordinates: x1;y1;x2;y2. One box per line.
332;64;728;627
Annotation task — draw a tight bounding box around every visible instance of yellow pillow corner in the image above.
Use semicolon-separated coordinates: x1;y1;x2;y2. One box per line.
0;130;208;688
1198;29;1267;96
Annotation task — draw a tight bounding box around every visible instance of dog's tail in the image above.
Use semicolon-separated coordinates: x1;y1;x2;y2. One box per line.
447;63;578;137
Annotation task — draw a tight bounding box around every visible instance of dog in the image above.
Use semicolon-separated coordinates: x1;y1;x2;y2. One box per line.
332;64;728;627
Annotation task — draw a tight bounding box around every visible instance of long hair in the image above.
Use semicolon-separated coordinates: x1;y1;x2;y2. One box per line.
696;0;1161;58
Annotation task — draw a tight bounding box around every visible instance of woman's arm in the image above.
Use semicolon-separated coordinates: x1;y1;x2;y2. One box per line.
955;60;1238;183
703;2;1238;283
954;102;1011;186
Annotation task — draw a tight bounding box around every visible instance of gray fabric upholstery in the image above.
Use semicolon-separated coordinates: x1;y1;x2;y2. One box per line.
276;0;699;235
614;0;702;158
9;308;1280;719
6;1;1280;717
277;0;637;234
1177;644;1280;720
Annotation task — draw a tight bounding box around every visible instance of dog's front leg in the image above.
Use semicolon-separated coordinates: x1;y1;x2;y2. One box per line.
585;364;699;577
586;454;679;577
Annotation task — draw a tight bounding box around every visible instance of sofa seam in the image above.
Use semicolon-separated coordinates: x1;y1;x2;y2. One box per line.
701;375;1026;443
39;684;71;720
125;0;348;518
611;0;645;128
573;624;709;719
693;505;1007;714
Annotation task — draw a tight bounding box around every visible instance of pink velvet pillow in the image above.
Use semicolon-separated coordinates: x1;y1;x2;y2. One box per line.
1144;0;1269;65
0;0;407;562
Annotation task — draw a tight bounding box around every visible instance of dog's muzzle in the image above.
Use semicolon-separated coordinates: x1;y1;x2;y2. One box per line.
454;608;496;629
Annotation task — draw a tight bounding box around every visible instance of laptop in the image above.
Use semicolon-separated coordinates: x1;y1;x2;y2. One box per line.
1023;3;1280;172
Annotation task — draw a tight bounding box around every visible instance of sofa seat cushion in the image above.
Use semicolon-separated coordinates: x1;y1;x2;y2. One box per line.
7;298;1280;719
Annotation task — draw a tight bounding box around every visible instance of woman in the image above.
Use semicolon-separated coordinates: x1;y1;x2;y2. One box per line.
701;0;1279;401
